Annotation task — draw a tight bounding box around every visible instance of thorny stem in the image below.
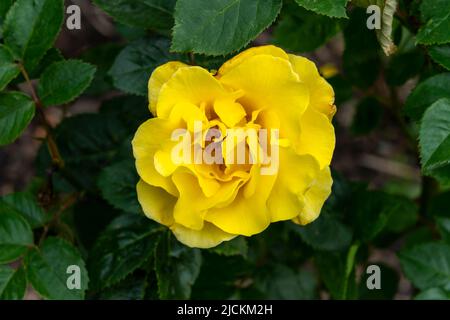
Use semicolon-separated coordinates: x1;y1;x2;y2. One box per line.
18;63;64;169
54;192;81;224
38;192;81;246
38;225;49;247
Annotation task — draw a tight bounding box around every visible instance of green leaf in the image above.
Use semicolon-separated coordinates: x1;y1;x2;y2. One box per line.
98;273;147;300
405;73;450;121
248;222;313;267
294;0;349;18
1;192;47;228
415;287;450;300
273;5;342;53
291;211;353;251
80;44;123;95
93;0;176;31
343;9;381;88
36;113;129;191
155;232;202;299
343;243;360;299
358;263;399;299
25;237;88;300
429;45;450;71
28;47;64;79
351;97;383;135
3;0;64;70
354;191;393;241
327;75;353;105
419;98;450;186
37;60;96;107
386;49;425;86
0;266;14;297
192;253;250;299
98;160;140;214
0;0;15;21
436;217;450;243
403;227;434;250
382;196;418;234
353;191;415;241
0;206;33;263
72;197;121;251
315;251;358;299
0;45;19;90
172;0;282;55
211;237;248;257
416;0;450;45
88;214;161;290
192;54;235;71
0;1;15;38
99;96;149;131
399;242;450;291
0;266;26;300
116;24;147;42
254;264;318;299
0;91;35;146
109;38;180;96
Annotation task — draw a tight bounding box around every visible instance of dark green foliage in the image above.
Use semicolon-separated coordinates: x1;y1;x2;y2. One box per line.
172;0;282;55
1;0;449;302
273;5;342;53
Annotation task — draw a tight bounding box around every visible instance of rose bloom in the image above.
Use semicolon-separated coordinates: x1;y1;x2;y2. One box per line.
132;45;336;248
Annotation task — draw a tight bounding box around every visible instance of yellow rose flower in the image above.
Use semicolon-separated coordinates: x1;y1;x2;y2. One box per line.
132;45;336;248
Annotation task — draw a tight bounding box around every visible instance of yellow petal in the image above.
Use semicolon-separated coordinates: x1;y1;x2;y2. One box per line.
149;61;188;115
136;179;176;226
293;166;333;225
154;147;179;177
157;66;230;119
297;107;335;169
256;109;280;131
171;222;236;249
219;55;309;144
132;118;178;196
205;168;276;236
168;101;208;132
218;45;289;76
267;148;321;222
138;179;238;249
151;103;208;177
171;170;243;230
288;55;336;120
171;171;206;230
214;99;246;128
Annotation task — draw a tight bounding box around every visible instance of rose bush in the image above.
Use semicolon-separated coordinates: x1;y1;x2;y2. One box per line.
133;46;336;248
1;0;449;301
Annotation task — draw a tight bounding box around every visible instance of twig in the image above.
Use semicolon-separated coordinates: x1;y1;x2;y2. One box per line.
18;63;64;169
53;192;81;225
38;225;49;246
38;192;81;246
